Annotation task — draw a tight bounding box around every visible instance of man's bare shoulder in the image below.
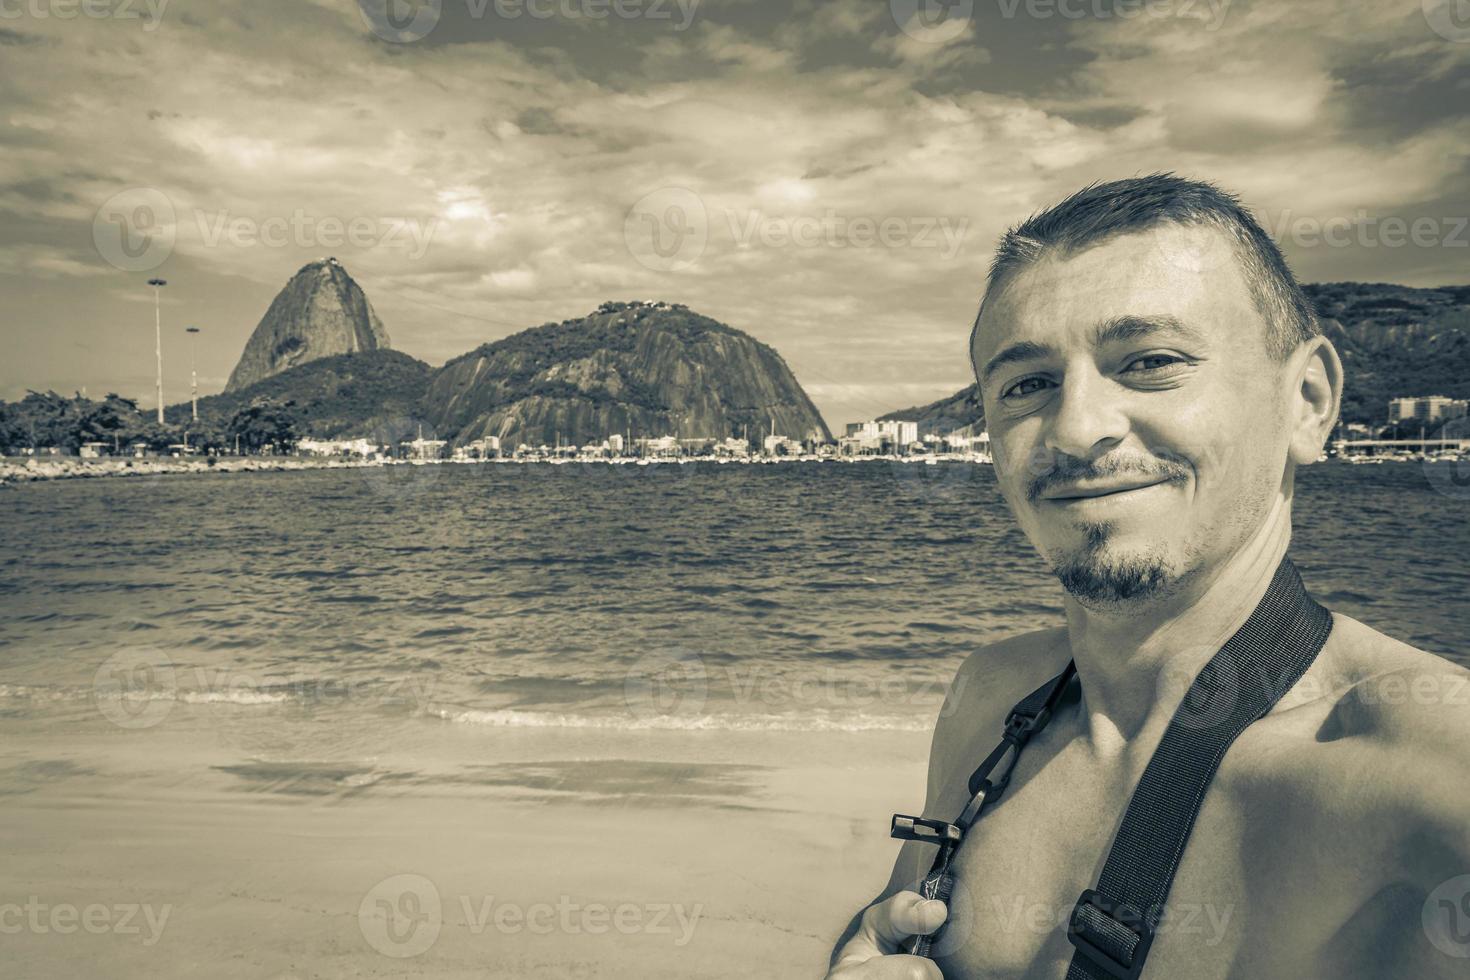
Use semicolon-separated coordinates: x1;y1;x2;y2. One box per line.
927;627;1071;786
1312;611;1470;741
1248;612;1470;895
939;625;1071;724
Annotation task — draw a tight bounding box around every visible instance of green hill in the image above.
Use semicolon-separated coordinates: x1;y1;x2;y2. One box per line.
166;349;433;437
420;301;832;447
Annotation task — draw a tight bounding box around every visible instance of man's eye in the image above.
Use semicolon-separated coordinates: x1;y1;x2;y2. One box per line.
1001;377;1053;399
1123;354;1188;373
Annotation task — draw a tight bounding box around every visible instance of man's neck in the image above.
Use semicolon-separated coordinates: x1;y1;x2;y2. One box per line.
1062;500;1293;753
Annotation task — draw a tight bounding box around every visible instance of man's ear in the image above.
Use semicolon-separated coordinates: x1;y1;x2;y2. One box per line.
1287;335;1343;466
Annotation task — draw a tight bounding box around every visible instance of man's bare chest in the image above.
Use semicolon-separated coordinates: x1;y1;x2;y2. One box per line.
925;729;1363;979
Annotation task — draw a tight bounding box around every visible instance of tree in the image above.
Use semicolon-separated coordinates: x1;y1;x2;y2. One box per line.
226;399;301;454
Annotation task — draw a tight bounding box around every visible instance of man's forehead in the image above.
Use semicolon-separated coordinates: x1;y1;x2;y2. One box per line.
972;223;1256;362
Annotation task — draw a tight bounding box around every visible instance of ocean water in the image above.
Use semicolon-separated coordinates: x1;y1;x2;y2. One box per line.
0;459;1466;747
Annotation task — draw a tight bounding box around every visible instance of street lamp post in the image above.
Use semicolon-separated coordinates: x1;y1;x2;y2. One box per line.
186;326;201;422
147;278;168;424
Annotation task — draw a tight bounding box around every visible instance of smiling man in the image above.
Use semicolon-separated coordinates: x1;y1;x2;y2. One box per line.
826;175;1470;980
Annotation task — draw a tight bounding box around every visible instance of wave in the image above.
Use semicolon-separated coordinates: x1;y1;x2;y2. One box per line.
428;706;930;733
0;684;292;706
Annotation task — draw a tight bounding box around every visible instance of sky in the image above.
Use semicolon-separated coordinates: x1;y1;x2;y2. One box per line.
1;0;1467;429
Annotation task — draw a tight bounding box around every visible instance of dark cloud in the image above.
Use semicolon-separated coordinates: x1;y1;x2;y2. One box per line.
0;0;1466;428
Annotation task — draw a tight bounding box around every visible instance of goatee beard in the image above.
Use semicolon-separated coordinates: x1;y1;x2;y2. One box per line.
1050;522;1175;606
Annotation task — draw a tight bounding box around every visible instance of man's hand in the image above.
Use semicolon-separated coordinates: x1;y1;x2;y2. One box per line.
826;890;948;979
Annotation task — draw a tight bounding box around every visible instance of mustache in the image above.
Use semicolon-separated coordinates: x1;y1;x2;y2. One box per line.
1024;453;1192;503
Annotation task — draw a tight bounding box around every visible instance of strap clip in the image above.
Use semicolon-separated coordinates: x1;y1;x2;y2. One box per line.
889;814;962;846
1066;889;1156;980
1004;707;1045;739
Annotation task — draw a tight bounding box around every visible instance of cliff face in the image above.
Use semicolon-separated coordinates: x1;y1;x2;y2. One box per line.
421;301;832;447
883;282;1470;431
225;259;391;393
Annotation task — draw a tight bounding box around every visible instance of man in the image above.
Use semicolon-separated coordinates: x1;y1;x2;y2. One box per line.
826;175;1470;979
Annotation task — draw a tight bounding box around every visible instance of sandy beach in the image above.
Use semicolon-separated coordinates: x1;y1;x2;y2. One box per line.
0;702;928;979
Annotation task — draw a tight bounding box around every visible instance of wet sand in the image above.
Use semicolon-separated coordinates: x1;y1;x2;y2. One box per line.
0;707;929;979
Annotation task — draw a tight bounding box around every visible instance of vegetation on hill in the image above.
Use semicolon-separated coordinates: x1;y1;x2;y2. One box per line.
421;301;831;447
173;349;433;438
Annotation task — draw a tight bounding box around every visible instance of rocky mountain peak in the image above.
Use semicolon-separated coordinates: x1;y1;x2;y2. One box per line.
224;260;391;393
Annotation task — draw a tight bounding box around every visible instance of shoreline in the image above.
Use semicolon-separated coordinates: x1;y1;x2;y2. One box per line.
0;452;995;487
4;451;1450;488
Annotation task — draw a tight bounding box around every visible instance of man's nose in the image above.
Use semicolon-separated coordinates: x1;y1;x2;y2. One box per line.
1043;370;1128;460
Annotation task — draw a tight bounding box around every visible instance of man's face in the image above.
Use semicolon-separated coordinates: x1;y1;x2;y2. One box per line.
972;223;1294;606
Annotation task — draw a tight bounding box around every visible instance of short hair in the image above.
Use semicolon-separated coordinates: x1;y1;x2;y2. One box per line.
970;173;1320;375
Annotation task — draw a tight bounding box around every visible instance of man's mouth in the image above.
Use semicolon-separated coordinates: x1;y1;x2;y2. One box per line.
1040;477;1170;501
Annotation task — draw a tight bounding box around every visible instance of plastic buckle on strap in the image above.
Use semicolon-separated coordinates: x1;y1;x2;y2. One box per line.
890;814;962;845
1004;711;1037;739
1067;889;1156;980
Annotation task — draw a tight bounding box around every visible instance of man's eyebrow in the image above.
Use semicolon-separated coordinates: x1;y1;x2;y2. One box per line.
979;340;1056;388
1092;314;1208;348
978;314;1208;389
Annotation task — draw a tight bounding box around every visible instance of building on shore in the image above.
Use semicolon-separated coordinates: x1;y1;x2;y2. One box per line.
1388;395;1468;425
639;435;680;457
299;437;375;457
401;436;448;460
453;436;501;460
839;419;919;455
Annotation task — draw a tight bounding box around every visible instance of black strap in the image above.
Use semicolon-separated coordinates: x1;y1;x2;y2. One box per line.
1065;556;1333;979
893;657;1077;957
963;659;1078;820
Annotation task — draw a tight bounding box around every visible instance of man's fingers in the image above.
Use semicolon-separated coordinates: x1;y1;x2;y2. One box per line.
840;953;946;980
865;890;948;948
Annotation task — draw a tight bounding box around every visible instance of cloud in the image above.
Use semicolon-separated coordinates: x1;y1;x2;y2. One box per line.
0;0;1465;421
